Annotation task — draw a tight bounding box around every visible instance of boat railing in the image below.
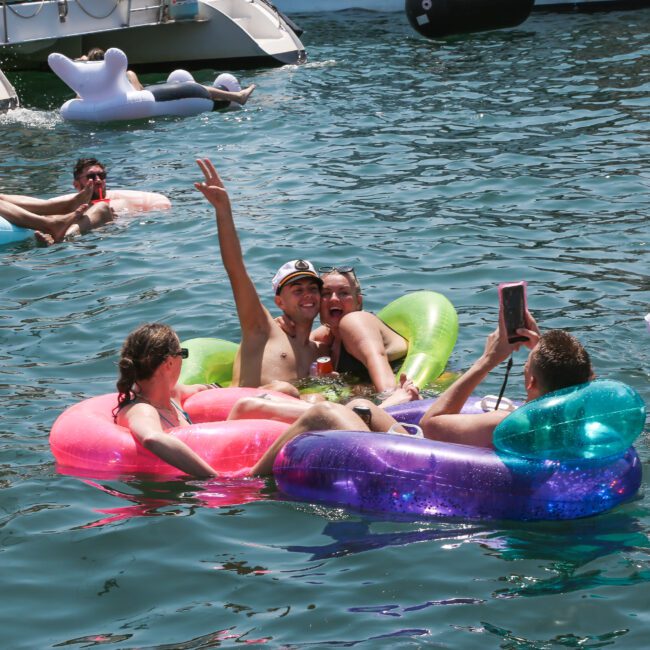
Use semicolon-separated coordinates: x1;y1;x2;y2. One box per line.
0;0;202;46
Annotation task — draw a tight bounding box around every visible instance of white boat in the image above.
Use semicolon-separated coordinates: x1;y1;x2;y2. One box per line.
0;65;18;110
271;0;649;12
0;0;305;71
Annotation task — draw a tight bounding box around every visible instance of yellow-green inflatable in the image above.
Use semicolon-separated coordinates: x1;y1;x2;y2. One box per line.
178;337;238;386
180;290;458;390
377;290;458;389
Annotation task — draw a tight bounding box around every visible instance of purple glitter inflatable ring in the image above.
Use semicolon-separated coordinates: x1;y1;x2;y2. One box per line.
272;430;641;521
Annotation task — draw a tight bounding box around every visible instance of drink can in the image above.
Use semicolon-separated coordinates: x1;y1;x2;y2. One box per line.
352;405;372;426
316;356;334;375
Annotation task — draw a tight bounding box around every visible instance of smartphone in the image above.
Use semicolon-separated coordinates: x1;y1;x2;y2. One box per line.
498;281;528;343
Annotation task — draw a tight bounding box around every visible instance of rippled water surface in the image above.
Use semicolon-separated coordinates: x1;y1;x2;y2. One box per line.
1;10;649;649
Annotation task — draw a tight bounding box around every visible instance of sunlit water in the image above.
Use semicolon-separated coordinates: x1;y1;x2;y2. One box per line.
1;10;649;649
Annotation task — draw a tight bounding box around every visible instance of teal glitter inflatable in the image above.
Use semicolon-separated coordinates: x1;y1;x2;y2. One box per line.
493;379;646;460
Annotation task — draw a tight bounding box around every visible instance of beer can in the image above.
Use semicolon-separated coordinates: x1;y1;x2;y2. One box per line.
316;356;334;375
352;405;372;426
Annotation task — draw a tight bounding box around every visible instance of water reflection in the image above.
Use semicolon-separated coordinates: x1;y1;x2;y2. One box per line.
283;508;650;600
78;476;270;528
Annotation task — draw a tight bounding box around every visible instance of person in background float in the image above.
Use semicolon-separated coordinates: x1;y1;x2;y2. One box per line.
1;157;171;245
81;48;256;105
113;322;217;478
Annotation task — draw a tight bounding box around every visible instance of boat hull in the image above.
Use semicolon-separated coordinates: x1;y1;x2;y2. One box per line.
0;0;305;71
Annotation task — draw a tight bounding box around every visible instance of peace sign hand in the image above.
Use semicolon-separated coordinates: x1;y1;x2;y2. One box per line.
194;158;231;211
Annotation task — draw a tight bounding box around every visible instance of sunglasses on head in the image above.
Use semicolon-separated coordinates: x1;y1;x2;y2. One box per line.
172;348;189;359
319;265;356;278
84;172;106;180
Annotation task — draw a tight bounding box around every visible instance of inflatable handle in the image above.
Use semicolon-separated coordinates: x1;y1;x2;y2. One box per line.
493;379;646;461
179;337;239;386
377;291;458;388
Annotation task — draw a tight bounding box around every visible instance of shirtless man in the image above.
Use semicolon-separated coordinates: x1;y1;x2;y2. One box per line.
194;158;326;394
194;158;419;409
67;157;171;238
1;157;170;244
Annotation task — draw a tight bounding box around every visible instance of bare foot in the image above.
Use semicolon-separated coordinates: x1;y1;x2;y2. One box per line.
238;84;256;105
71;181;96;208
46;204;88;242
34;231;55;246
378;374;421;409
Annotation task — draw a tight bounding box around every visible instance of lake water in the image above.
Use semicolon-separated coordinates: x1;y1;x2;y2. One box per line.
1;9;649;649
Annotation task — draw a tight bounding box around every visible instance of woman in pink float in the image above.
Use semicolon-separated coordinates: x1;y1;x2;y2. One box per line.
113;322;217;477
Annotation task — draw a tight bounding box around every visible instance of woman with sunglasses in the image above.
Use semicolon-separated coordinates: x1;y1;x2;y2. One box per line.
113;323;217;477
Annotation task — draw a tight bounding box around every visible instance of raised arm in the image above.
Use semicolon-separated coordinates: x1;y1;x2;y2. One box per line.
124;403;216;477
194;158;271;335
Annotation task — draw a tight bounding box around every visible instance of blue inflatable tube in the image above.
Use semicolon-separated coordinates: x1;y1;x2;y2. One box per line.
0;216;31;245
273;430;641;521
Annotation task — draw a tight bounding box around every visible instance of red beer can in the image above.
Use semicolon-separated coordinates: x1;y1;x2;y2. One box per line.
316;356;334;375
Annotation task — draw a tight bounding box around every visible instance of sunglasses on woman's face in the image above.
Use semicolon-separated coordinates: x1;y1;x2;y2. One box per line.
172;348;189;359
84;172;107;180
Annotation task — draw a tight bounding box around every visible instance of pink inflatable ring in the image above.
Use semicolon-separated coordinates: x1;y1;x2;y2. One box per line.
50;390;291;478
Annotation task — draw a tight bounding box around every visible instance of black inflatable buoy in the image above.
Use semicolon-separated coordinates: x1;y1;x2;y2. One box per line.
405;0;534;39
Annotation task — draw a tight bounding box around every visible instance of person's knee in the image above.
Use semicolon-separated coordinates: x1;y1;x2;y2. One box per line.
261;380;300;398
98;203;115;222
303;401;345;429
228;396;262;419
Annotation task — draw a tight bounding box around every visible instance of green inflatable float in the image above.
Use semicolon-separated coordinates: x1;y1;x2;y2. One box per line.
179;290;458;390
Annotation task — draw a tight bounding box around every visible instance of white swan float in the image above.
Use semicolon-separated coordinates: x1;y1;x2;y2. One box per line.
48;48;242;123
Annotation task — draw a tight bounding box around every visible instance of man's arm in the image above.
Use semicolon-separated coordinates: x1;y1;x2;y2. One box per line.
419;312;540;447
195;158;271;336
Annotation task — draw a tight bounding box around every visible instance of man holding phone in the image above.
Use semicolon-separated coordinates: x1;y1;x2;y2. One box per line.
418;306;593;447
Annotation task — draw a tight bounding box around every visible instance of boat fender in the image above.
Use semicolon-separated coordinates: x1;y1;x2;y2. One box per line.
493;379;646;461
405;0;534;40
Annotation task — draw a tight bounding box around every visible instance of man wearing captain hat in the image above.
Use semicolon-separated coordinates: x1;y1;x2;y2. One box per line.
195;158;327;393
